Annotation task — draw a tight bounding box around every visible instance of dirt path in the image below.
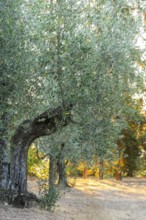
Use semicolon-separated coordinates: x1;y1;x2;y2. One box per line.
0;178;146;220
54;178;146;220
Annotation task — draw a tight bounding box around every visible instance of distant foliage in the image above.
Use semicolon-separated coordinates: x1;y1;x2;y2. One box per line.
27;145;49;180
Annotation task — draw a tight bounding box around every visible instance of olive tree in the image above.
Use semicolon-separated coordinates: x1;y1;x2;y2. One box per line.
0;0;144;205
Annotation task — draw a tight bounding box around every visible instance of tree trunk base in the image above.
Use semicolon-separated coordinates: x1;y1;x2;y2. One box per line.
99;174;103;180
58;181;71;188
8;192;39;208
115;172;122;181
0;189;9;202
83;169;88;179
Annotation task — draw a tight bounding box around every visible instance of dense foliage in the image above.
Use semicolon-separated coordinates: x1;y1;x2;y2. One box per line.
0;0;146;208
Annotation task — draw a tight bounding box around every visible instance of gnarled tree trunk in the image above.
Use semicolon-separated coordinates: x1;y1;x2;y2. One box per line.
0;113;9;190
9;134;33;194
99;161;104;180
0;140;9;190
115;171;122;181
49;155;57;188
8;104;72;206
83;169;88;179
57;160;68;187
57;143;69;187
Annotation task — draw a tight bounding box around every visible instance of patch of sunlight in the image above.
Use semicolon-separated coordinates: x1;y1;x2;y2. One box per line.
69;177;146;198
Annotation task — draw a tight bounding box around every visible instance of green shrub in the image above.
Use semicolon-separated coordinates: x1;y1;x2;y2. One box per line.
39;186;60;211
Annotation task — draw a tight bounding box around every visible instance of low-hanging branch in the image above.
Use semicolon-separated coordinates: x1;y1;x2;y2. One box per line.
35;142;66;160
11;102;73;145
35;146;50;160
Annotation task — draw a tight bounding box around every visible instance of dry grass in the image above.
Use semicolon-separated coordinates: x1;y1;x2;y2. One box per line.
0;177;146;220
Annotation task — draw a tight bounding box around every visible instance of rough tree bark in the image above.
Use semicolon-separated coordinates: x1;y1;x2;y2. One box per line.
115;171;122;181
57;143;69;187
49;155;57;188
83;169;88;179
8;104;72;205
83;162;88;179
57;160;68;187
0;113;9;190
99;161;104;180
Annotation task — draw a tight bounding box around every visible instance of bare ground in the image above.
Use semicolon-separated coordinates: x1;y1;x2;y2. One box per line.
0;177;146;220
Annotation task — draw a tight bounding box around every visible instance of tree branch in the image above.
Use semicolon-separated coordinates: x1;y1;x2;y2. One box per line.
35;146;50;160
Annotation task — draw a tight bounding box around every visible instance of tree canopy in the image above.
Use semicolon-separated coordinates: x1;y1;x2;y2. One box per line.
0;0;145;206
